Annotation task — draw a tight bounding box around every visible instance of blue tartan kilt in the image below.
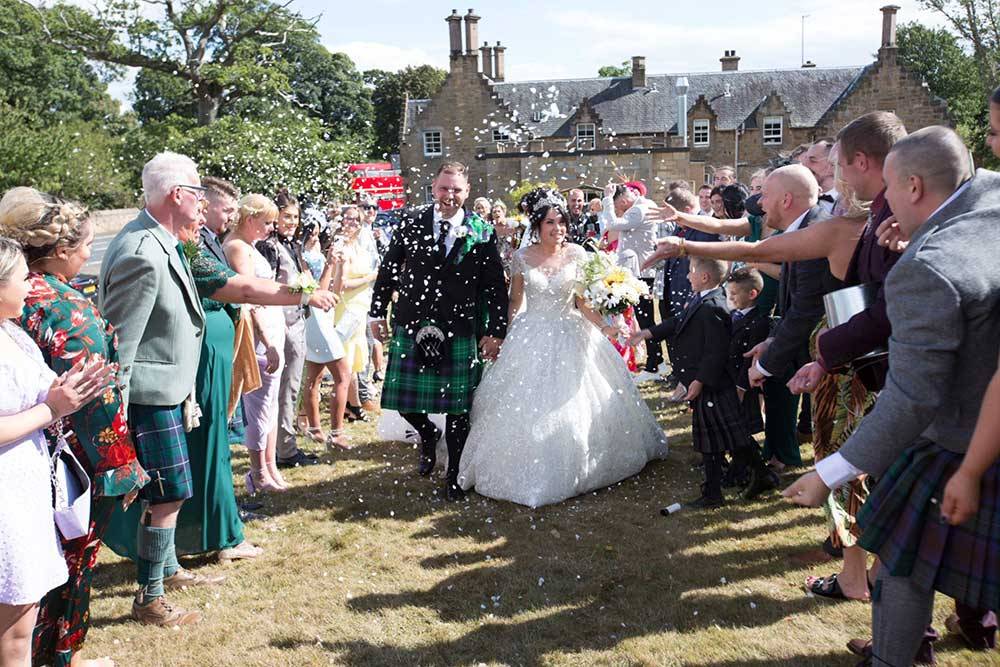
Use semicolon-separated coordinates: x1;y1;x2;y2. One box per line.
381;325;482;415
129;403;194;503
858;440;1000;611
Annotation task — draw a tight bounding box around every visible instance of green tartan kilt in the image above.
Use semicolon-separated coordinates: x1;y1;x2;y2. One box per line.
129;403;193;503
381;325;482;415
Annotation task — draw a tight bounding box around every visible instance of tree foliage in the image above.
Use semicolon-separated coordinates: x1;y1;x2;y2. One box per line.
365;65;447;158
597;61;631;77
919;0;1000;93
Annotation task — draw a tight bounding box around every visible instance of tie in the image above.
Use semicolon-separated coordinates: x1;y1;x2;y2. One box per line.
436;219;451;261
731;309;746;323
819;193;835;204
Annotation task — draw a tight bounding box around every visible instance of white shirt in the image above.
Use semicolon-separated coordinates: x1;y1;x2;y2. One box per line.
815;179;974;490
432;206;466;256
753;208;810;378
818;187;839;214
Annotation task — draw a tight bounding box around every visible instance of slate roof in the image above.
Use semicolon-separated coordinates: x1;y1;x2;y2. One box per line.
404;66;868;140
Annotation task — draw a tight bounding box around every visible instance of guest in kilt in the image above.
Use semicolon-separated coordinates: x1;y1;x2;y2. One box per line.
785;127;1000;665
369;162;508;501
631;257;774;509
97;152;206;628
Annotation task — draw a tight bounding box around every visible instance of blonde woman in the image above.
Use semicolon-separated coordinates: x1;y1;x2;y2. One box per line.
489;201;519;278
335;206;377;424
472;197;491;219
223;195;288;493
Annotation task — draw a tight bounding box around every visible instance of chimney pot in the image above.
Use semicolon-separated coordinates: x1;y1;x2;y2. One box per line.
446;10;463;57
480;42;494;79
720;49;740;71
493;41;506;82
880;5;900;49
631;55;647;89
463;9;480;56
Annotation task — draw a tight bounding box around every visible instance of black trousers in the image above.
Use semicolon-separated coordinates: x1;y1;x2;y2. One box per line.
400;412;470;484
636;278;662;372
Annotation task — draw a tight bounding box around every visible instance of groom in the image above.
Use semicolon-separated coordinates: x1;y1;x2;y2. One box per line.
370;162;508;500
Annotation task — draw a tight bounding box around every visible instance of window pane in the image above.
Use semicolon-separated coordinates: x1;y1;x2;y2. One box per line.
423;131;442;156
763;117;782;145
577;123;596;150
693;119;710;147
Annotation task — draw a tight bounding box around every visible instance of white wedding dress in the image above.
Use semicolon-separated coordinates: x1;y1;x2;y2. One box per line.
459;244;668;508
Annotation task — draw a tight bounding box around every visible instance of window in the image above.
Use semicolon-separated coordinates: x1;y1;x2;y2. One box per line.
531;111;543;122
492;128;510;143
422;130;442;156
763;116;783;145
576;123;596;150
692;119;710;147
423;184;434;204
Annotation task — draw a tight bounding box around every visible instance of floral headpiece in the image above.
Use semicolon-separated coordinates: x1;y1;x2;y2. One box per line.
532;189;567;214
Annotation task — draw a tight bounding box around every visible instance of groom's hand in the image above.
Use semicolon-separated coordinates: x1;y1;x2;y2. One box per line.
370;319;389;343
479;336;502;361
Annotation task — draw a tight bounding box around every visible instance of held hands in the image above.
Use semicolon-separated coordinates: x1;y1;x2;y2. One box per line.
479;336;502;361
626;329;652;347
940;468;980;525
370;319;390;343
308;290;338;311
876;214;909;253
781;471;832;507
684;379;703;401
45;357;116;420
264;344;281;373
787;361;828;395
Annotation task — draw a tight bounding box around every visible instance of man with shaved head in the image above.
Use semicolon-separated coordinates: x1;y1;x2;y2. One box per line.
786;126;1000;665
744;165;841;392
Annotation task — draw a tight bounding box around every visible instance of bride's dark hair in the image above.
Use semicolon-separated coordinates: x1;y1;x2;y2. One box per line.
519;188;569;242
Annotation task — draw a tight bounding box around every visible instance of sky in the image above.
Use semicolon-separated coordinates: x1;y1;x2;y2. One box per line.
106;0;948;106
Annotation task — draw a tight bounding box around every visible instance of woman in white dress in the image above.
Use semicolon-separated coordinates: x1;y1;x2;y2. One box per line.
0;238;113;666
459;189;668;508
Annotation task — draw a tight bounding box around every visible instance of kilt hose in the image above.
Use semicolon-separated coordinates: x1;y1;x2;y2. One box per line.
858;440;1000;612
128;403;193;504
381;326;482;415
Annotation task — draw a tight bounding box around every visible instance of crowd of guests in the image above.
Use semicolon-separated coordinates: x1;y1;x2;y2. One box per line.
2;88;1000;667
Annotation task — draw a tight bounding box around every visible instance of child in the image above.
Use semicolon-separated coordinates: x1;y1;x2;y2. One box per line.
723;267;775;494
630;257;774;509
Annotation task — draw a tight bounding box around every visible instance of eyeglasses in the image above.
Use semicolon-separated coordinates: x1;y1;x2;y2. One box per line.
341;216;360;222
177;184;208;201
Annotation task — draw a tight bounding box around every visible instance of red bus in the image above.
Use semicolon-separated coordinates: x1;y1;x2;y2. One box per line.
348;162;405;210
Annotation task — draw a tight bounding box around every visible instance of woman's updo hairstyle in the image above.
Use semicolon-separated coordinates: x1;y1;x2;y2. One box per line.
0;187;90;265
237;193;278;228
519;188;569;242
720;183;750;220
275;187;298;212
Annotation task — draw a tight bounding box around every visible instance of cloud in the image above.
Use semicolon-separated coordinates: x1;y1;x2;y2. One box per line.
326;41;447;73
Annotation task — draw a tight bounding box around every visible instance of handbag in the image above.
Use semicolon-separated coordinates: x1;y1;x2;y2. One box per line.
334;310;365;343
47;421;92;540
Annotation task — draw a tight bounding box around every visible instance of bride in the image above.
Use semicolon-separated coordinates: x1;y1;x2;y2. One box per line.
459;189;668;507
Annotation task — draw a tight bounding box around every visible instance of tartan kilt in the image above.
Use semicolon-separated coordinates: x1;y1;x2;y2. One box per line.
740;387;764;435
381;325;482;415
128;403;193;503
858;440;1000;611
691;385;756;455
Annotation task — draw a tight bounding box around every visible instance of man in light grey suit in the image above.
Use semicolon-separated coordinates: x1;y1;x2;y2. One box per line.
99;151;213;627
785;127;1000;665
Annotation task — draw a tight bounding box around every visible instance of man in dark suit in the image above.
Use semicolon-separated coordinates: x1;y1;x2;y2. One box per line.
199;177;240;266
370;162;508;500
744;166;842;468
786;127;1000;666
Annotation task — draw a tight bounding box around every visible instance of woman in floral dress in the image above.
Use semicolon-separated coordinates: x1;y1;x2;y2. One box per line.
0;187;149;667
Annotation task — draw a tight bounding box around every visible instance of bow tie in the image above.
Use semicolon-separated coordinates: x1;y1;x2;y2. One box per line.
819;193;835;203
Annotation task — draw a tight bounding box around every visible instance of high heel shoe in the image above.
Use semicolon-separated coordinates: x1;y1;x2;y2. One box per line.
303;426;326;444
269;466;291;490
326;429;354;451
245;470;283;495
345;404;369;423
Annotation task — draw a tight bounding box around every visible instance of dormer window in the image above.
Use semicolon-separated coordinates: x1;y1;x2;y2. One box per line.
576;123;596;150
531;111;543;122
492;128;510;143
763;116;783;145
692;119;710;147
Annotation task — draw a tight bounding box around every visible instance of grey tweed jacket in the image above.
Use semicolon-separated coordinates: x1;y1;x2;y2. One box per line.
839;169;1000;475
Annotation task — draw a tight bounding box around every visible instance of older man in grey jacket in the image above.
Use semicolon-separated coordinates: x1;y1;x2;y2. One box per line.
785;127;1000;665
99;151;214;628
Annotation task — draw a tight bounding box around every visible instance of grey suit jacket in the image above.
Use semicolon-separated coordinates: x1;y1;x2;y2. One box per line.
840;169;1000;475
600;196;663;279
98;209;206;408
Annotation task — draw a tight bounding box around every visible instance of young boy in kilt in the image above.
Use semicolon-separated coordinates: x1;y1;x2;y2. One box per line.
631;257;773;509
369;162;508;501
723;267;777;496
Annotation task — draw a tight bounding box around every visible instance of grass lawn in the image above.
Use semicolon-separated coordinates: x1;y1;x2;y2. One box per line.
84;383;999;666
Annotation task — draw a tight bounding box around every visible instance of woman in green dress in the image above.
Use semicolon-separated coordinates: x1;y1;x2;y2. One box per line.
103;211;337;563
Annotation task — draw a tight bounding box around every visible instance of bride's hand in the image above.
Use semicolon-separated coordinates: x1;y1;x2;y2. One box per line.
479;336;502;361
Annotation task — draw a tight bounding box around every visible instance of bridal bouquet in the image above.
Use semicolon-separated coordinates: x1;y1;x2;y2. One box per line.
577;250;649;316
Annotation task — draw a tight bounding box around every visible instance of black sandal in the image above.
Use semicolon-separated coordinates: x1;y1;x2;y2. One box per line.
806;574;851;600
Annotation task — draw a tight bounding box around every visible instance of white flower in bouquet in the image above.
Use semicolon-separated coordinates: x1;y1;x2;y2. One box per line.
289;271;318;295
454;225;470;238
577;251;648;316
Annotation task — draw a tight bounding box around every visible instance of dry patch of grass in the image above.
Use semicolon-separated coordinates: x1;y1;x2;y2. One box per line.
84;385;999;666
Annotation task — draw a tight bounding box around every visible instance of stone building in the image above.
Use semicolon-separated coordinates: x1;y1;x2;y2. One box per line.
399;6;949;204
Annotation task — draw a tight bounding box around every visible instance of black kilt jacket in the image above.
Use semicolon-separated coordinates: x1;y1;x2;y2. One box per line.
648;287;732;390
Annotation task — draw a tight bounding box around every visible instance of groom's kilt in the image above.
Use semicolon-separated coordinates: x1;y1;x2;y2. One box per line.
381;325;482;414
858;440;1000;611
128;403;193;503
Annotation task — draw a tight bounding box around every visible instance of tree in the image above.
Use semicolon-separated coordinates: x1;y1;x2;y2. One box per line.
365;65;447;158
34;0;316;126
0;0;118;122
919;0;1000;94
597;61;631;77
287;45;372;141
897;21;994;166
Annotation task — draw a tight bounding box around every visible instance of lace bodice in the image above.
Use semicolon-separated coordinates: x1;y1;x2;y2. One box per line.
511;244;586;317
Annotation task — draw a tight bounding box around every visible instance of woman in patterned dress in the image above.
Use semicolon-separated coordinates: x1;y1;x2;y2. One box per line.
0;189;149;667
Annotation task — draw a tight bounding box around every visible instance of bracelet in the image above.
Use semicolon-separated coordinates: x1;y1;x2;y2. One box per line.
679;238;687;257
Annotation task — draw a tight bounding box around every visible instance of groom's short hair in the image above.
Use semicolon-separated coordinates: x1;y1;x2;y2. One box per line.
436;161;468;178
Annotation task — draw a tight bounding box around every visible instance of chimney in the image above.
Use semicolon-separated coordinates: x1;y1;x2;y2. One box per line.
631;56;647;89
463;9;480;56
676;77;689;148
493;41;506;82
480;42;494;79
446;9;462;56
720;50;740;71
880;5;900;49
